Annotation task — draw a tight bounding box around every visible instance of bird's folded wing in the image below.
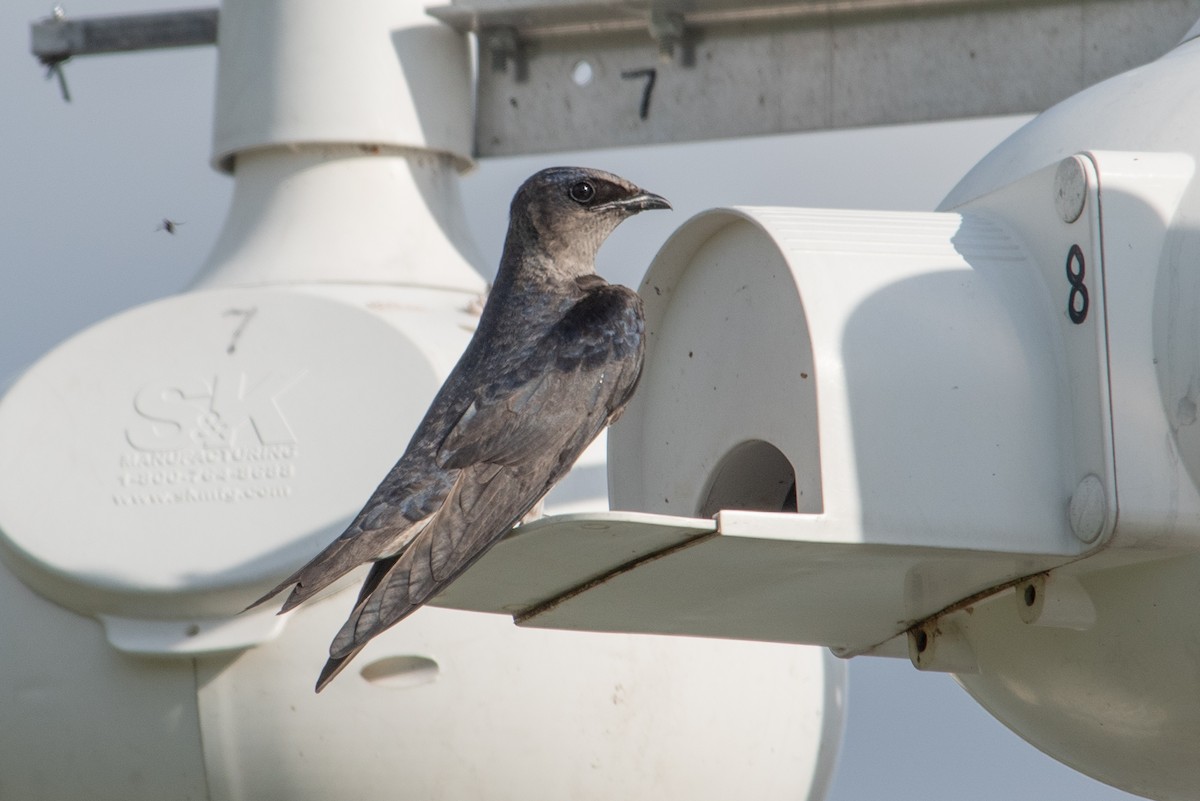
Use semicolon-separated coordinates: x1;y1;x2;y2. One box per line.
328;458;562;658
315;458;557;689
436;285;643;470
328;291;644;660
247;502;434;613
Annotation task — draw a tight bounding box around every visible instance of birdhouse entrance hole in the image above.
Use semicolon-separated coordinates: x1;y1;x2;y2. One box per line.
698;440;799;518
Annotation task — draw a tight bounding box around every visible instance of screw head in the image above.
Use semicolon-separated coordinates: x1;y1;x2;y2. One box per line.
1069;474;1107;544
1055;156;1088;224
1051;155;1089;221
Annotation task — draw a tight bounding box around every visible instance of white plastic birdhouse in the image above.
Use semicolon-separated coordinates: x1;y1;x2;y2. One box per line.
0;280;842;801
442;25;1200;801
0;1;842;799
469;154;1121;655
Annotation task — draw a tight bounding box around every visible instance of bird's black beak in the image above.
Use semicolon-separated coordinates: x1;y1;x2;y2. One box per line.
625;191;672;212
602;191;672;214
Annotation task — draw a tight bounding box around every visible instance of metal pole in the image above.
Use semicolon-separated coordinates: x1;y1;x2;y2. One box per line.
30;7;218;63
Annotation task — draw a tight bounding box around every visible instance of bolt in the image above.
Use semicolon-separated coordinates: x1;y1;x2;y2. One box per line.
1055;156;1088;224
649;10;685;61
1069;474;1107;544
484;26;522;75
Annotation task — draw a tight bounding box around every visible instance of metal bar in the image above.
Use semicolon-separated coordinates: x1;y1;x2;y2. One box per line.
428;0;1075;39
431;0;1200;156
30;8;218;64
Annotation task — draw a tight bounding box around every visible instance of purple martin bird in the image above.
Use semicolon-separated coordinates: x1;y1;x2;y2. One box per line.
251;167;670;691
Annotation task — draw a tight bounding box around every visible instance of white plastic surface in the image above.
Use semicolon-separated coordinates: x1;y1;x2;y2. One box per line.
612;171;1112;559
927;31;1200;800
0;278;845;800
0;0;847;797
941;44;1200;554
196;147;487;292
197;599;844;801
0;283;844;801
434;153;1179;664
212;0;472;172
202;0;486;293
950;555;1200;800
436;510;1056;654
99;607;287;656
424;139;1200;797
0;285;476;622
0;568;210;800
0;284;846;801
510;163;1106;657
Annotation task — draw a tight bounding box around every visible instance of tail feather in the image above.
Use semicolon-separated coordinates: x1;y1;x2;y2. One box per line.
246;518;426;614
315;555;401;690
329;554;412;659
326;462;554;664
316;645;367;692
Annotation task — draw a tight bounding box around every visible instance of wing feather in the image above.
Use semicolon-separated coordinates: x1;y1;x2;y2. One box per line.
247;472;450;613
437;286;642;469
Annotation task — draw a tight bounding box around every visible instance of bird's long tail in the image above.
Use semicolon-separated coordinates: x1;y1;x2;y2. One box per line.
314;554;400;692
315;647;368;692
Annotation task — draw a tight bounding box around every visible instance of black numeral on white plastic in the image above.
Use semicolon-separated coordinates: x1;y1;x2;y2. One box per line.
1066;244;1089;324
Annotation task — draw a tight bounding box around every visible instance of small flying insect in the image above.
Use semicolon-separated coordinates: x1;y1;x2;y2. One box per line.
156;218;183;235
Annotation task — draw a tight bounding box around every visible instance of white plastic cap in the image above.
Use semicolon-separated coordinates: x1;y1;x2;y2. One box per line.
212;0;473;173
0;286;474;623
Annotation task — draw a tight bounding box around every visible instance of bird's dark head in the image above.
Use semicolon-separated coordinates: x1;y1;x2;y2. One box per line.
507;167;671;273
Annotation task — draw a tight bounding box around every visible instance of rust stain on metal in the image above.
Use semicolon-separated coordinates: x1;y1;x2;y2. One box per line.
901;570;1051;642
839;569;1055;659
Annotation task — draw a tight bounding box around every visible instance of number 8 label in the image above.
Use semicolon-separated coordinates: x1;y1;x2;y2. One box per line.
1066;244;1089;324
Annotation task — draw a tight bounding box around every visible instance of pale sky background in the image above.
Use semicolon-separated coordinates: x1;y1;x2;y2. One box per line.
0;1;1153;799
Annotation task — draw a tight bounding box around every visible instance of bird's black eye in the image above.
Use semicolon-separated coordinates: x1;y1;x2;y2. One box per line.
569;181;596;204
